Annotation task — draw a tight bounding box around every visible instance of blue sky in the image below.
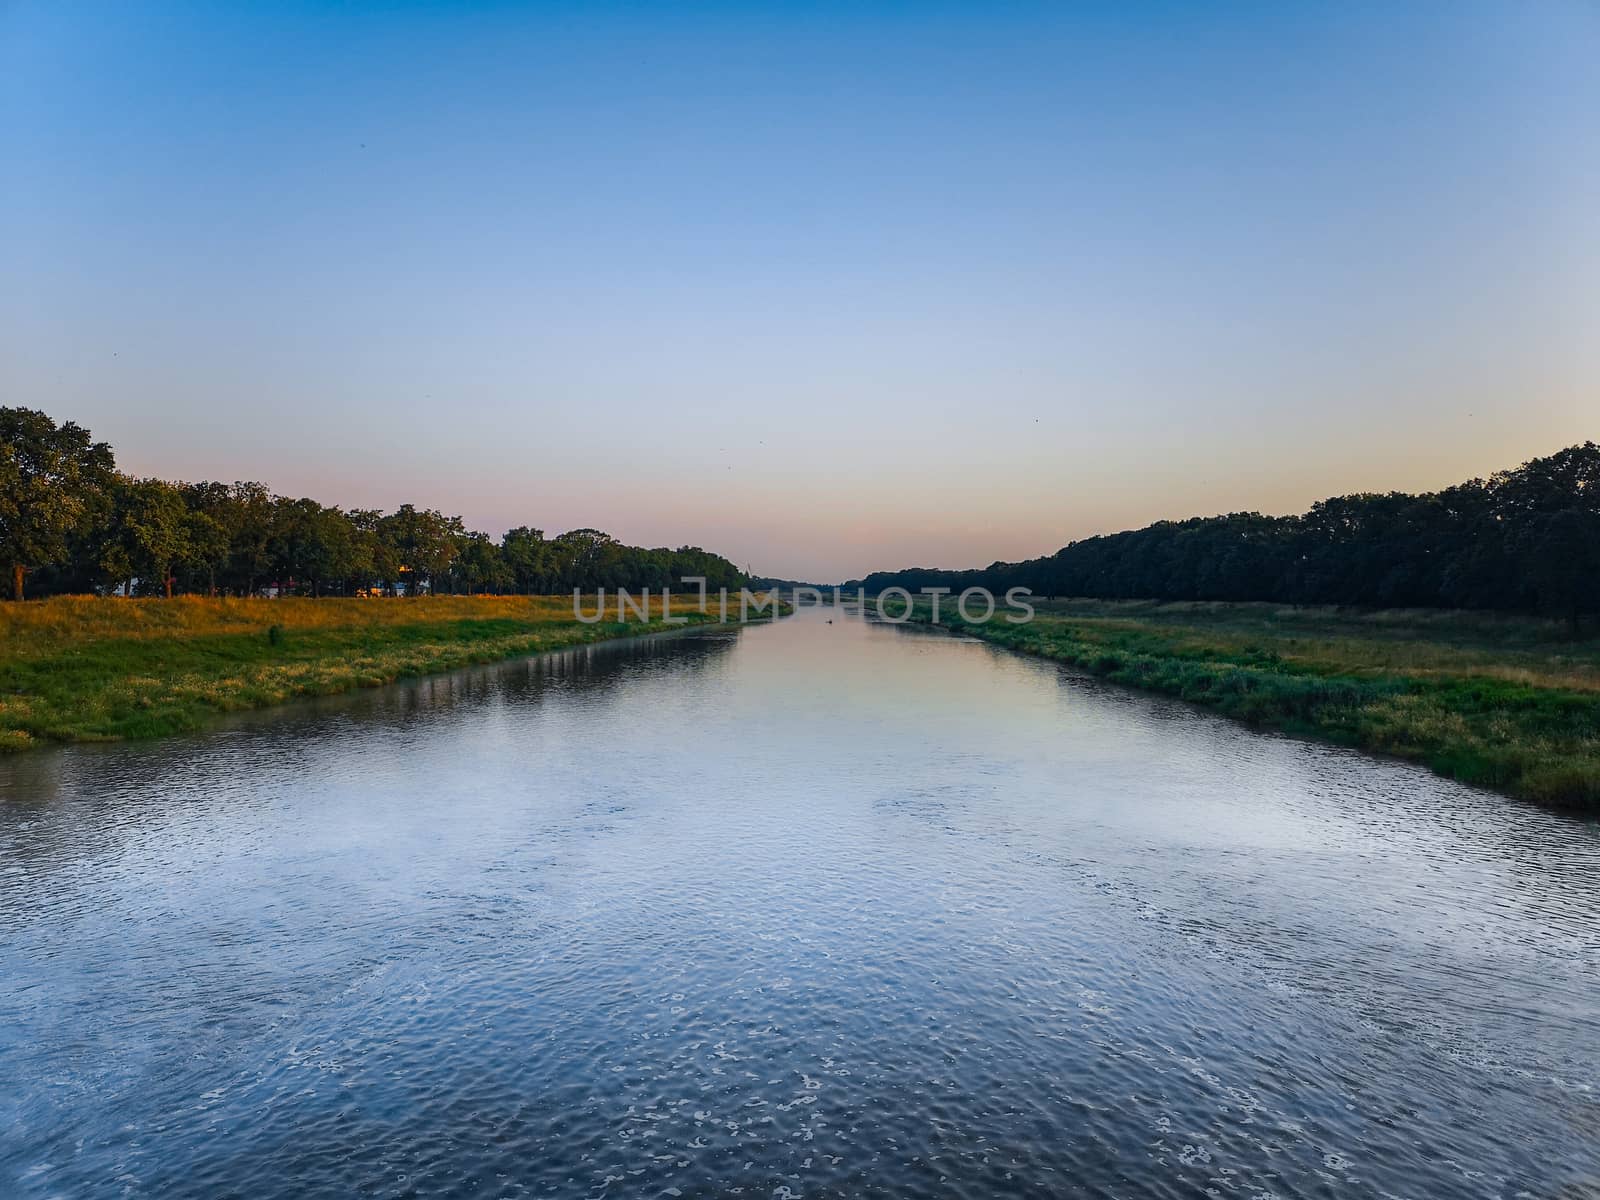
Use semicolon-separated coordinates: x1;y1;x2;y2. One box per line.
3;0;1595;580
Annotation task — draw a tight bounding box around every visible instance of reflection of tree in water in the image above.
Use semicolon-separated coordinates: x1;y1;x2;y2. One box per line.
357;622;740;727
0;628;742;890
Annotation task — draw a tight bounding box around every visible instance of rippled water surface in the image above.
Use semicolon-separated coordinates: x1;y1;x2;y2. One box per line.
3;606;1599;1199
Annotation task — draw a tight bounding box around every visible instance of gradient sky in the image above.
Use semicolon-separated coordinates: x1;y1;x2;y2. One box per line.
3;1;1596;581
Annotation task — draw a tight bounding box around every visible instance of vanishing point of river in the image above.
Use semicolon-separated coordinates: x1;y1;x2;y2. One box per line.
3;605;1598;1199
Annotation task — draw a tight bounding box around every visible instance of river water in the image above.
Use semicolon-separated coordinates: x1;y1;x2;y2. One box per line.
2;604;1597;1199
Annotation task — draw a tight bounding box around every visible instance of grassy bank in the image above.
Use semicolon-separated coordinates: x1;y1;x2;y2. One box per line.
906;598;1600;813
0;594;775;750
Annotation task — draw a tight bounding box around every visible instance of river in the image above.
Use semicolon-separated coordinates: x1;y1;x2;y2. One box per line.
2;604;1597;1198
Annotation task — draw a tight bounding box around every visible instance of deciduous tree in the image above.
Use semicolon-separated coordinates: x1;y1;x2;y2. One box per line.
0;408;115;599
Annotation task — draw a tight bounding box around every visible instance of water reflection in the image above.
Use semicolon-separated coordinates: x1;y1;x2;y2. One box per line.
0;628;740;885
1;607;1597;1199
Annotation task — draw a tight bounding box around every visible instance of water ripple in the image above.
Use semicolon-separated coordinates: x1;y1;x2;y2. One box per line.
2;609;1597;1198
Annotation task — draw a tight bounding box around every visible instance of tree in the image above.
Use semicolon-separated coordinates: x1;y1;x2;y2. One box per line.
105;477;191;598
263;498;375;597
551;528;618;591
225;482;275;596
1515;509;1600;634
501;526;552;594
266;497;322;595
853;442;1599;634
380;505;457;596
0;407;115;599
179;481;237;596
326;507;374;595
451;530;510;594
350;509;395;594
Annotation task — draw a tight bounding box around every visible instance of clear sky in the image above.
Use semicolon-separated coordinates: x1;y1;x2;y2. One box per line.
3;1;1595;582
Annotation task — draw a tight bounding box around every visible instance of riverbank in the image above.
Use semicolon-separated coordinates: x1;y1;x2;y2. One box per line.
906;598;1600;813
0;594;775;750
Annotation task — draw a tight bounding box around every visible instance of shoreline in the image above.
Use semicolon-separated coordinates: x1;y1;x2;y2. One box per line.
0;594;784;753
900;599;1600;815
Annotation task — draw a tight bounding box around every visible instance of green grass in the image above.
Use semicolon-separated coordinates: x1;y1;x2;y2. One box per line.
0;594;775;749
905;598;1600;813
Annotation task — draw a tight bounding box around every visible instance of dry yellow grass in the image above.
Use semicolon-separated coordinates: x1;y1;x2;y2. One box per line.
0;593;727;655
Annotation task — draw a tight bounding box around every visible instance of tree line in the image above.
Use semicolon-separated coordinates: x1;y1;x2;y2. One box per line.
0;408;746;600
850;442;1600;629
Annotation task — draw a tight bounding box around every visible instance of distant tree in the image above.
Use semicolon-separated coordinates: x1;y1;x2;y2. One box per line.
380;504;458;595
9;404;1592;624
350;509;395;594
226;482;276;596
1492;441;1600;517
501;526;553;594
105;477;191;598
267;497;321;595
179;481;236;596
98;524;135;598
1515;509;1600;634
665;545;745;591
0;407;116;599
551;528;618;591
451;530;511;595
327;507;374;596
